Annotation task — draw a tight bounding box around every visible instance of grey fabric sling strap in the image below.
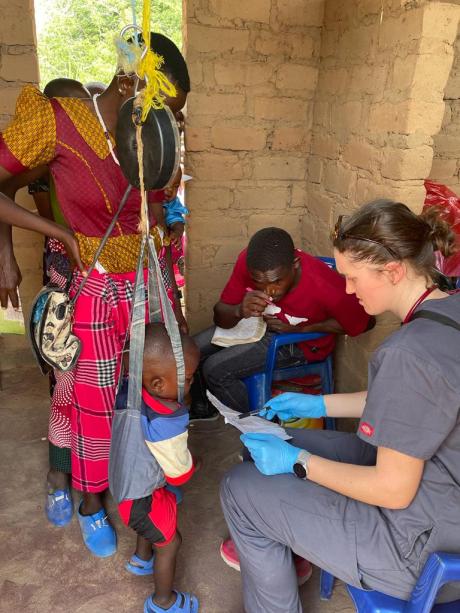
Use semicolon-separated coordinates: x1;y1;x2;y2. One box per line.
108;224;185;503
411;309;460;332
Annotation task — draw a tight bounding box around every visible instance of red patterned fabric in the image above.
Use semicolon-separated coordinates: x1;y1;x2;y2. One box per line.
63;269;147;492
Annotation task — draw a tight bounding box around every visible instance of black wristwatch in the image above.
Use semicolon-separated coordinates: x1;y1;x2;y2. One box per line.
293;450;311;480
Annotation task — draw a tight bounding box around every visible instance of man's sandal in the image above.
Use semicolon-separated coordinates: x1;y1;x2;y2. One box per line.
125;554;154;576
144;591;199;613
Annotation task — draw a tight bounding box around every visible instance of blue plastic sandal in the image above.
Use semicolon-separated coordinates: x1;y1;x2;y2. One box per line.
77;503;117;558
46;488;73;527
125;553;154;576
144;591;199;613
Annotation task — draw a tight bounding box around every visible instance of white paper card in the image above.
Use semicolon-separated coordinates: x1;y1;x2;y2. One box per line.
206;391;292;440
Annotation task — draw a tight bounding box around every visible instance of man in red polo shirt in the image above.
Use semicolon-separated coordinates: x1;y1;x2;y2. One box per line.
190;227;373;420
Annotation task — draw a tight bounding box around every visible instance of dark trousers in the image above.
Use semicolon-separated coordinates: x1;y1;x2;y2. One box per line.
191;326;305;413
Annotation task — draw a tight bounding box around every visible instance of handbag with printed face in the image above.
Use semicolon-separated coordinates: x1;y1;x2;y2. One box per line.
28;186;133;374
29;284;81;374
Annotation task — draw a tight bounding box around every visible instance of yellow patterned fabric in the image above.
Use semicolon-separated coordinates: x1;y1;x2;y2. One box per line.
56;97;114;160
2;85;56;168
75;226;163;273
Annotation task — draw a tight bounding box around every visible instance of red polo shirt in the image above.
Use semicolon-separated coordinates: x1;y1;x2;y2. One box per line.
219;249;371;361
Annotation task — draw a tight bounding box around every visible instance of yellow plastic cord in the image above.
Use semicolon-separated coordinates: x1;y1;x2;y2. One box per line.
136;0;177;121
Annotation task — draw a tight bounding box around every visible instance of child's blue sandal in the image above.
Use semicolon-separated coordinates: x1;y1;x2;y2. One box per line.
125;554;154;576
46;487;73;527
144;591;199;613
77;503;117;558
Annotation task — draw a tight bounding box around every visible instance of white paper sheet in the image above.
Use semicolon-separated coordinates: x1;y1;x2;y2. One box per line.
211;317;267;347
207;391;292;440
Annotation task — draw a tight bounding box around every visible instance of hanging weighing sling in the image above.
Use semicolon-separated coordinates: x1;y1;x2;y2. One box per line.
109;109;185;503
28;185;133;374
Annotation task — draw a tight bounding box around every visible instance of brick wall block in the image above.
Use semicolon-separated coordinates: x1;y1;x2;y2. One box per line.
187;92;246;117
0;52;38;82
343;140;381;173
421;3;460;44
323;162;356;197
254;96;309;121
214;60;275;87
248;213;302;243
0;86;24;114
188;152;246;181
234;185;291;210
429;158;459;182
316;67;349;95
0;4;36;45
209;0;271;23
311;135;339;159
253;156;307;181
381;146;433;181
305;185;334;224
378;11;424;51
432;133;460;157
275;64;318;93
186;184;234;210
213;239;248;265
189;215;245;240
331;101;362;136
211;124;267;150
271;127;311;151
187;24;249;54
405;99;446;135
185;126;211;151
289;34;317;60
350;65;387;100
277;0;325;27
307;155;323;183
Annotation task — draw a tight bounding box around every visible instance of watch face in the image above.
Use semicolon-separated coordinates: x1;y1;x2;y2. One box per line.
294;462;307;479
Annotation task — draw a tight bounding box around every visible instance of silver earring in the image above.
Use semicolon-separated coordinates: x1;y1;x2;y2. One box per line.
118;87;124;95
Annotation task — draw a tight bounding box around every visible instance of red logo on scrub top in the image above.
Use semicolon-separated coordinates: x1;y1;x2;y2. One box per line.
360;422;374;437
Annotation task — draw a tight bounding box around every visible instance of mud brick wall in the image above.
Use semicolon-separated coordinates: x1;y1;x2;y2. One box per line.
0;0;41;373
430;25;460;193
183;0;325;332
300;0;459;391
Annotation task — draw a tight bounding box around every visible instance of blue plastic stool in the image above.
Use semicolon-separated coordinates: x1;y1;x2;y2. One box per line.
320;552;460;612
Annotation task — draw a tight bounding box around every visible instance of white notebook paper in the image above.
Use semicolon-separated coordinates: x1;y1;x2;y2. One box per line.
211;317;267;347
207;391;292;440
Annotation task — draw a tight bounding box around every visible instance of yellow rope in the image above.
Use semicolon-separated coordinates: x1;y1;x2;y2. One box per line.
136;0;177;121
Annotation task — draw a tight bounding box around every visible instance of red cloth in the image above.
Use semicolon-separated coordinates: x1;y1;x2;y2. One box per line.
220;249;371;361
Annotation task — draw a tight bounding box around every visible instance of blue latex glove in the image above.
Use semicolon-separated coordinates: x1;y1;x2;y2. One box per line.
240;433;301;476
259;392;326;422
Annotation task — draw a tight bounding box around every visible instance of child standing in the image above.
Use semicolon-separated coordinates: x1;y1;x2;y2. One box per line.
115;323;199;613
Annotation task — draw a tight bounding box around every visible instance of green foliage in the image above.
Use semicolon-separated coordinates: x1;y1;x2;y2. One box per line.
36;0;182;88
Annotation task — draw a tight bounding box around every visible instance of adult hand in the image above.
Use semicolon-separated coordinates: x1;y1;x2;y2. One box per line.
263;315;297;333
240;432;301;476
174;303;189;335
259;392;326;421
0;249;22;309
169;222;184;249
240;290;270;318
58;229;85;275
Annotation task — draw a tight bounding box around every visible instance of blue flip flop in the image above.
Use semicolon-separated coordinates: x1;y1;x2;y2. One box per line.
144;591;199;613
125;553;154;576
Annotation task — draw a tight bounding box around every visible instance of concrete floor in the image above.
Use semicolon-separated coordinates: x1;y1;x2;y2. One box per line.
0;341;355;613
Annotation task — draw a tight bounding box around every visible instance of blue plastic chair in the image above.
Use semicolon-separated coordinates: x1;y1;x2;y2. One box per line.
242;256;337;430
321;552;460;612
